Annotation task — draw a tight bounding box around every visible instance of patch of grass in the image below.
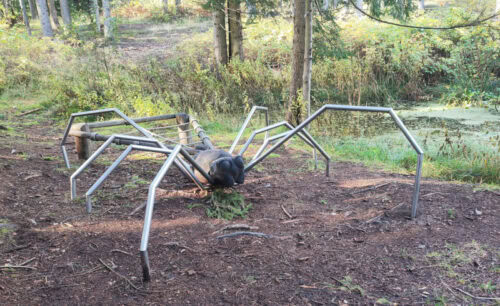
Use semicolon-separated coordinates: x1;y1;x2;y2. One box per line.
425;241;488;278
205;189;252;220
124;175;150;188
325;276;365;296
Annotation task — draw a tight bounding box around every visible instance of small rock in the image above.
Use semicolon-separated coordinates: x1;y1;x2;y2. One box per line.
474;209;482;216
28;218;37;225
187;269;196;276
418;244;426;249
11;149;16;154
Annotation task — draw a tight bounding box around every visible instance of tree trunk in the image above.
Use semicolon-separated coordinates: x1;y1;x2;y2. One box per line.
356;0;363;17
60;0;71;26
213;6;228;66
228;0;244;61
496;0;499;20
36;0;54;36
175;0;180;8
163;0;168;14
286;0;306;125
92;0;100;32
19;0;32;35
103;0;112;39
322;0;329;11
47;0;60;30
28;0;37;18
303;0;312;119
418;0;424;10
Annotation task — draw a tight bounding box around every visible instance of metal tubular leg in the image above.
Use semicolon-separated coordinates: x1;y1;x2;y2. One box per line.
245;104;423;218
71;136;116;200
230;106;269;154
411;153;424;218
85;146;134;213
140;145;182;282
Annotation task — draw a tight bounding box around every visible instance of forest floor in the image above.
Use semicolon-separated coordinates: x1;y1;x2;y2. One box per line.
1;16;499;305
0;102;499;305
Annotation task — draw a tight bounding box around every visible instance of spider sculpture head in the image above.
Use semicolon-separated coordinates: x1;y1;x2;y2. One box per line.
194;149;244;187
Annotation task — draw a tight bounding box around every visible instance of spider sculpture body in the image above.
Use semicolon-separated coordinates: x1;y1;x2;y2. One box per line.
60;105;423;281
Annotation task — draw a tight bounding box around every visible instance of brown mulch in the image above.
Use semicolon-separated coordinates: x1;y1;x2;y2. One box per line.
0;112;498;305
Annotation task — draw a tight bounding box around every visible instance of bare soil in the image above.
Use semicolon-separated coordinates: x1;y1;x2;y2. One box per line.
0;111;499;305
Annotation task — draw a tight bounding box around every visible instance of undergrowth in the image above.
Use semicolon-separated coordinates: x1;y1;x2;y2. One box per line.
205;189;252;220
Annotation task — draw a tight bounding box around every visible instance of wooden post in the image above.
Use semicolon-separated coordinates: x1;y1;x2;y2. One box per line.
176;114;192;145
72;123;91;160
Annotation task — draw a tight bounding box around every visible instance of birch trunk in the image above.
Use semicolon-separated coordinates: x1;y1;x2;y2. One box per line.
36;0;54;36
28;0;37;18
322;0;329;11
286;0;306;125
92;0;100;32
47;0;60;30
60;0;71;26
418;0;425;10
103;0;112;39
356;0;363;17
163;0;168;14
228;0;244;61
213;7;228;65
19;0;32;35
303;0;312;120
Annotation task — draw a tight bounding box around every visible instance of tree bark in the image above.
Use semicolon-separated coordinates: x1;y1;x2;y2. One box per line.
47;0;60;30
418;0;424;10
103;0;112;39
213;5;228;66
28;0;37;18
60;0;71;26
163;0;168;14
286;0;306;125
35;0;54;36
322;0;329;11
303;0;312;119
496;0;499;20
228;0;244;61
175;0;180;8
92;0;100;32
19;0;32;35
356;0;363;17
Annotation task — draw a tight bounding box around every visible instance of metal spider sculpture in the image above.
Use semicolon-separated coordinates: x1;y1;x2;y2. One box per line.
60;105;423;281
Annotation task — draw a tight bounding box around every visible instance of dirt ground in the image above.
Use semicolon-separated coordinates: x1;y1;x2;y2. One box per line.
0;110;499;305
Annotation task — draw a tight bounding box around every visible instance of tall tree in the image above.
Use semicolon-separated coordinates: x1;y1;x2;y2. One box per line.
303;0;312;119
286;0;306;125
36;0;54;36
28;0;37;18
92;0;100;32
19;0;32;35
175;0;181;9
60;0;71;26
47;0;60;30
213;2;228;66
163;0;168;13
228;0;244;61
418;0;424;10
103;0;112;38
356;0;363;17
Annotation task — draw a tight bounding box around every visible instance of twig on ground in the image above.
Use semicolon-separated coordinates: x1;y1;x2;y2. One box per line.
421;192;447;198
16;108;42;117
452;285;500;301
98;259;140;290
110;249;133;256
350;183;390;195
343;223;366;233
281;219;302;224
281;205;293;219
129;202;146;216
212;224;258;234
0;265;36;270
163;242;195;252
216;231;272;240
18;257;37;266
4;244;31;253
365;202;405;224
